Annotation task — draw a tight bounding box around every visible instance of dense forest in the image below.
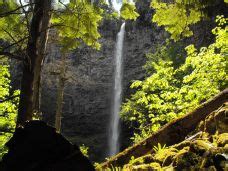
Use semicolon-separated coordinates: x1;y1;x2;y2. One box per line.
0;0;227;170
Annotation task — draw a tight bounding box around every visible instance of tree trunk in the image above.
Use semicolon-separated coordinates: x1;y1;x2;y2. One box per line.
55;53;67;133
17;0;52;127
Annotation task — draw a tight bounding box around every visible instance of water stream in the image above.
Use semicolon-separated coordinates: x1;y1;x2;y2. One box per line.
108;22;126;156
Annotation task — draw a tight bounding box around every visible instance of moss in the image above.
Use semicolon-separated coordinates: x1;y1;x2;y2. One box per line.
214;107;228;134
143;155;155;164
129;154;154;165
171;140;191;150
207;166;217;171
162;165;175;171
203;112;217;134
102;105;228;170
224;144;228;153
172;147;200;170
121;134;228;170
153;147;178;164
149;162;161;170
196;104;228;135
216;133;228;147
123;162;161;171
190;140;214;155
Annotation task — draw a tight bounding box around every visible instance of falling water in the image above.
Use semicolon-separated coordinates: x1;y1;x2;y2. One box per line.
108;22;126;156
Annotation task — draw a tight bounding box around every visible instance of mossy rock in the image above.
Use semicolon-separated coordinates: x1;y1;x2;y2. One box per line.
190;140;214;155
162;165;175;171
207;166;217;171
172;147;200;170
196;104;227;135
171;141;191;150
123;162;161;171
154;147;178;164
214;107;228;134
216;133;228;147
129;154;154;165
149;162;161;170
224;144;228;153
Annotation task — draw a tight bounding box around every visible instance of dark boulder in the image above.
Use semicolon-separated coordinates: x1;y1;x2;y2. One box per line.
0;121;95;171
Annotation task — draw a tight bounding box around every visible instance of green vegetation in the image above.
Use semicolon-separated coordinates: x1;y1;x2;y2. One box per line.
0;1;27;42
102;103;227;170
121;16;227;142
0;0;227;167
153;143;167;153
119;104;228;170
52;0;103;51
0;58;19;159
120;1;139;20
151;0;228;41
80;144;89;157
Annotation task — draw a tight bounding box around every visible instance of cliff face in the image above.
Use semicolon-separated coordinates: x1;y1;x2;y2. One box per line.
41;1;165;162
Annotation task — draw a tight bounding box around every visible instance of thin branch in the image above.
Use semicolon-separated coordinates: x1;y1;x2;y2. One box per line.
0;95;20;103
0;36;29;51
0;51;24;60
0;3;35;18
58;0;69;10
2;29;17;43
19;0;31;33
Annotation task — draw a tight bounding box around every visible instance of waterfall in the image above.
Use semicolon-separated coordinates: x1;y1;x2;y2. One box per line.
108;22;126;156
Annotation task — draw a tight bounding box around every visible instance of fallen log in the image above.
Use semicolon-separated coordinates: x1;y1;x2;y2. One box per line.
100;89;228;169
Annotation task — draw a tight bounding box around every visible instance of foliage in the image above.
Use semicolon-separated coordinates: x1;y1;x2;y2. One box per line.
151;0;202;41
79;144;89;157
121;16;227;142
105;165;122;171
95;163;122;171
0;58;19;160
52;0;103;51
144;42;186;75
120;1;139;21
0;0;104;53
0;1;28;52
150;0;228;41
153;143;167;153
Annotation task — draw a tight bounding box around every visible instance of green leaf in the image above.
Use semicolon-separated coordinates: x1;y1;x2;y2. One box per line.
120;2;139;21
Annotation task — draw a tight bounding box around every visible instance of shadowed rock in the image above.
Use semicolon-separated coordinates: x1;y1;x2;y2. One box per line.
0;121;95;171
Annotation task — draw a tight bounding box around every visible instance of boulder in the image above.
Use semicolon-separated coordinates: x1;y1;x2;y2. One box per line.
0;121;95;171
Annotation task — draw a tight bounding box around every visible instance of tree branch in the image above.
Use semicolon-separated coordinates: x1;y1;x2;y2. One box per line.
0;36;29;51
0;95;20;103
0;51;24;60
19;0;31;33
0;3;35;18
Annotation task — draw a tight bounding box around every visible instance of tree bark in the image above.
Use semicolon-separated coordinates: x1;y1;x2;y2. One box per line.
55;53;67;133
100;89;228;168
17;0;52;127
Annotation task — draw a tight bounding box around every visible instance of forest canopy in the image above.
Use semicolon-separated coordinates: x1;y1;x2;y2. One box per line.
151;0;227;40
0;58;19;159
